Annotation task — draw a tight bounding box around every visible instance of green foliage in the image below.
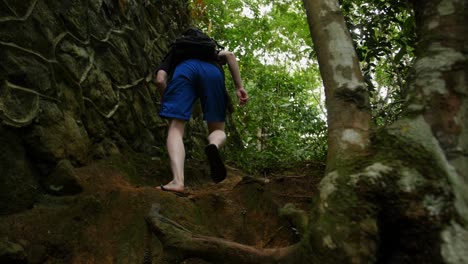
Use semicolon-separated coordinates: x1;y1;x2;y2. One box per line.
228;65;327;171
341;0;416;126
188;0;327;171
187;0;416;171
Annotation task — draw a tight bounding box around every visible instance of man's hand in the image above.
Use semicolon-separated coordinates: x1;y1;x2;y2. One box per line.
236;88;249;105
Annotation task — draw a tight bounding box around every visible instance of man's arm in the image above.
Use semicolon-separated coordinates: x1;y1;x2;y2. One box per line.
154;46;176;98
155;70;168;90
155;70;168;98
218;50;249;105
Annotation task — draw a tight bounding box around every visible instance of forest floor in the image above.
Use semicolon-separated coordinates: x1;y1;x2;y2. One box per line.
0;153;325;263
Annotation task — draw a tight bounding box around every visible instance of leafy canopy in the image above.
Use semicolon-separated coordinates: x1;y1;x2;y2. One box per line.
187;0;415;171
341;0;416;125
189;0;327;171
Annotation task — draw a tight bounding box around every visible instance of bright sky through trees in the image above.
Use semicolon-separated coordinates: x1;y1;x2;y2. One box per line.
240;2;315;73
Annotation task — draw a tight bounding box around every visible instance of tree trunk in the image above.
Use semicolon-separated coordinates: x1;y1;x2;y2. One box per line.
407;0;468;261
302;0;372;172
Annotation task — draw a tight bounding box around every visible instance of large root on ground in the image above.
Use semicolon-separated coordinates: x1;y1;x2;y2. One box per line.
145;204;298;264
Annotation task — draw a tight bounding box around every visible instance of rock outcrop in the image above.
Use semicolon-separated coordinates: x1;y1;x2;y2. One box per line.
0;0;193;214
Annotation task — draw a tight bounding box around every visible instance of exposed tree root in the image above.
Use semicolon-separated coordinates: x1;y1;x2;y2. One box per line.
278;203;308;236
145;204;298;264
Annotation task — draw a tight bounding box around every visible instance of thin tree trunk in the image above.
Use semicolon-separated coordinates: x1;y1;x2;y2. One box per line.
302;0;372;172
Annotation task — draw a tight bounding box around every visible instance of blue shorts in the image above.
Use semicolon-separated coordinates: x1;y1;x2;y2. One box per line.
159;59;228;122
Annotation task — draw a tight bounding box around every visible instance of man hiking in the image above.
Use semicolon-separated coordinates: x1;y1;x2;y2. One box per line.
155;27;248;195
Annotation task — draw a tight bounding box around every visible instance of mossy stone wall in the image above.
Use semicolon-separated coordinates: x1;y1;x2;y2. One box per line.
0;0;197;214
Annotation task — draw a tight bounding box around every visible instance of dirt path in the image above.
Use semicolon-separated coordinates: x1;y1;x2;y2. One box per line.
0;159;324;263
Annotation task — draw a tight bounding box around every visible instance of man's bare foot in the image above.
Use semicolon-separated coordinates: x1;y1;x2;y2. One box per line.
156;182;187;196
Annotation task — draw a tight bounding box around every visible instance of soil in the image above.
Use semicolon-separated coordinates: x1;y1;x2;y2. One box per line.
0;155;324;263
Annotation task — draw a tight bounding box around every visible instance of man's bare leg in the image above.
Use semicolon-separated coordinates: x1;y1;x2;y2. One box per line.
207;122;226;147
159;119;186;192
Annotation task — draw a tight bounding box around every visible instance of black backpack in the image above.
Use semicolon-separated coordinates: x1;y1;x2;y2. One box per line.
157;28;224;79
173;28;224;62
